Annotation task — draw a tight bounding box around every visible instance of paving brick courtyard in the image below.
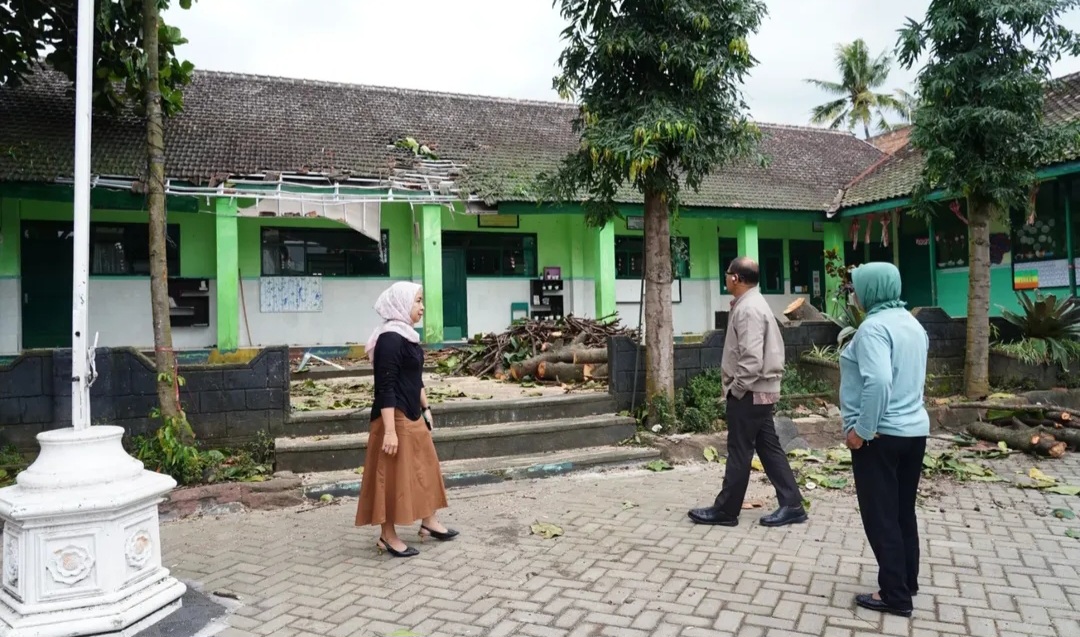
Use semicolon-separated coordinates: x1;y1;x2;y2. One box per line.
162;454;1080;637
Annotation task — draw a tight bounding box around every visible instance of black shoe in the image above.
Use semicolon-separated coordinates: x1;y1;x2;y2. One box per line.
376;538;419;558
687;507;739;526
759;506;808;527
419;525;459;542
855;593;912;618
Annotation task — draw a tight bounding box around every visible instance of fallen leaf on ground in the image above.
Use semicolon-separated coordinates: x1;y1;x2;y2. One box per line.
750;456;764;472
622;501;638;510
645;460;673;472
703;446;720;463
1053;508;1077;520
1066;529;1080;540
319;494;333;503
530;522;564;539
741;501;764;510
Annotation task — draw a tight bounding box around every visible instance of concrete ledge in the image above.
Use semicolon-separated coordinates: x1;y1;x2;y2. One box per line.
283;392;617;437
301;446;661;499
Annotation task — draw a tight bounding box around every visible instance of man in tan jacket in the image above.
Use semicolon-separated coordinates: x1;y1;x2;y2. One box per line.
688;257;807;528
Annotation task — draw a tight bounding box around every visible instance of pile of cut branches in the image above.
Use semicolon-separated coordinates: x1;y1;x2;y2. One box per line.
439;315;638;383
959;401;1080;458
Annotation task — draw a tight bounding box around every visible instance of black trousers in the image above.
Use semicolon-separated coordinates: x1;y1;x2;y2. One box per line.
713;393;803;516
851;434;926;611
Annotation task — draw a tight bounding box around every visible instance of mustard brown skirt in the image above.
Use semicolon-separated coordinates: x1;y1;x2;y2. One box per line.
355;410;448;526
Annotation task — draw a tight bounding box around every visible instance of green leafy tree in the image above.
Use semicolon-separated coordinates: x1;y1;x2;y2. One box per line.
1;0;197;435
806;39;908;138
542;0;767;411
897;0;1080;397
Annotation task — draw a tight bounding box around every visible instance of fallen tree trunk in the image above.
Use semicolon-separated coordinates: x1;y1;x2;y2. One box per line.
572;348;608;364
966;421;1068;457
510;347;579;380
1036;426;1080;450
783;297;826;322
954;401;1080;420
537;361;585;383
584;363;609;380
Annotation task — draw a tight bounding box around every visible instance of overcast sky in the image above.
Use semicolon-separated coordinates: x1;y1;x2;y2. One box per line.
165;0;1080;130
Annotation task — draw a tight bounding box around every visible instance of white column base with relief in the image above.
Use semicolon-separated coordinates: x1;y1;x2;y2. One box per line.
0;426;186;636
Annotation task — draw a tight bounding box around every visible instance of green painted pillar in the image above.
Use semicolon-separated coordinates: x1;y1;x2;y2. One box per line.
736;220;759;262
594;222;616;319
823;222;846;315
1065;182;1076;297
927;217;938;306
214;197;240;351
420;204;444;343
0;198;19;277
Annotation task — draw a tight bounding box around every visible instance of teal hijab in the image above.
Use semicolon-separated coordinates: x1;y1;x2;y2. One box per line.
851;262;907;316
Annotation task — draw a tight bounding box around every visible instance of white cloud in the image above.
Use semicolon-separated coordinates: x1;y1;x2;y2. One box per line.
166;0;1080;130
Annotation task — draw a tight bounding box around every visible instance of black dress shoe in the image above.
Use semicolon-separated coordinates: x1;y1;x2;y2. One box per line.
855;593;912;617
759;506;808;527
687;507;738;526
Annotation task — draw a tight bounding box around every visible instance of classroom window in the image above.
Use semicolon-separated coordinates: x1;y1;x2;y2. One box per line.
260;228;389;276
933;201;970;269
442;231;537;277
1013;181;1066;264
90;222;180;275
788;239;824;295
614;236;690;279
759;239;784;293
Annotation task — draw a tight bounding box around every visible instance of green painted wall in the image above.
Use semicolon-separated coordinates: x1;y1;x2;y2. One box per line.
0;198;19;277
14;198;216;278
441;210;574;278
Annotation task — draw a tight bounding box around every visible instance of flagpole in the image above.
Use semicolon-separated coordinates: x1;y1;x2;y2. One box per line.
71;0;93;430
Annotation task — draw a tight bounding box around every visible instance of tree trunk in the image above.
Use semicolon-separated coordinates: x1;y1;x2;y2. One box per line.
571;348;608;364
963;198;992;398
967;421;1066;457
143;0;187;438
643;189;675;417
536;361;585;383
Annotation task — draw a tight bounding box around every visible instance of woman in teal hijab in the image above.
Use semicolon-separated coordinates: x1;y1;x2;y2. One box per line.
839;261;930;618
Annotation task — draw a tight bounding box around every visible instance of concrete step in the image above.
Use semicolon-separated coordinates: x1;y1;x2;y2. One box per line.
283;392;618;438
299;445;662;499
274;413;637;473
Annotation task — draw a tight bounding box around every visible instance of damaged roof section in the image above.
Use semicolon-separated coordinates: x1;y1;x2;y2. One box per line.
0;67;886;213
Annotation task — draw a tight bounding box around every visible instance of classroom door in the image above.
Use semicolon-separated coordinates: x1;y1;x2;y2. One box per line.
441;247;468;341
21;221;74;349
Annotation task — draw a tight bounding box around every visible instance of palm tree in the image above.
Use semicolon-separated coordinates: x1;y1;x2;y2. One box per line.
805;39;907;138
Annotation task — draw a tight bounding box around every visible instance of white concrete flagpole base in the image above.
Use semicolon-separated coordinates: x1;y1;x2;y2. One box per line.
0;426;186;637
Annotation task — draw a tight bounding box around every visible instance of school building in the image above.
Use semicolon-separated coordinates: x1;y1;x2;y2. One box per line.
1;67;1080;355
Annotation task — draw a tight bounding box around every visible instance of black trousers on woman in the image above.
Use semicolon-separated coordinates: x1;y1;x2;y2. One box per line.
851;434;927;612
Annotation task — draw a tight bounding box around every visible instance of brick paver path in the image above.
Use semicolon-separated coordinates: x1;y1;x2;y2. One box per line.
162;454;1080;637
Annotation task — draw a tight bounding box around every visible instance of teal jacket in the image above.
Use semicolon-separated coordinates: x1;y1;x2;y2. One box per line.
839;263;930;440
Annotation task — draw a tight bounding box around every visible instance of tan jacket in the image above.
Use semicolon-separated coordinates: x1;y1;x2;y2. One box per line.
721;287;785;398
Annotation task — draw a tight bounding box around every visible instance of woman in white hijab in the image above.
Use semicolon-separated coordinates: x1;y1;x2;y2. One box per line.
354;281;455;557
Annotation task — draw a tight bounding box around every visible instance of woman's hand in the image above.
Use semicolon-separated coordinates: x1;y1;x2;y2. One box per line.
424;407;433;429
845;429;865;450
382;432;399;456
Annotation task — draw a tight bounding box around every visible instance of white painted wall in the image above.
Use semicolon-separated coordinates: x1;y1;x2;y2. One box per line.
0;278;217;353
617;278;805;335
240;278;392;347
0;278;20;355
89;279;217;349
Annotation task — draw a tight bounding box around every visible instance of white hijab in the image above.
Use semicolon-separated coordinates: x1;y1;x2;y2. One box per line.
365;281;422;361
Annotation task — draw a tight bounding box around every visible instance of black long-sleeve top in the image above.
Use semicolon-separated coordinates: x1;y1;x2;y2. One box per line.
370;332;425;422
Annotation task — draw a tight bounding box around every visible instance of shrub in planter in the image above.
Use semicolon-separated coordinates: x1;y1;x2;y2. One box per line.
992;291;1080;388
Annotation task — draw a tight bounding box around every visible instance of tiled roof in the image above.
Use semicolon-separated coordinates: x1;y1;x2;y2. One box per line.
840;72;1080;209
0;66;885;212
866;127;910;155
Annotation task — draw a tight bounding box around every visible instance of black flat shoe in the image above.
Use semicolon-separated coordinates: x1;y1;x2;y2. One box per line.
687;507;739;526
759;506;808;527
419;525;459;542
376;538;419;558
855;593;912;618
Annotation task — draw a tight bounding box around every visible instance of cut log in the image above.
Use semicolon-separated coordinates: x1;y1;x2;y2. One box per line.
1036;426;1080;450
783;297;826;322
537;361;585;383
510;347;580;380
583;363;609;380
1033;435;1068;458
967;421;1069;457
572;348;608;364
